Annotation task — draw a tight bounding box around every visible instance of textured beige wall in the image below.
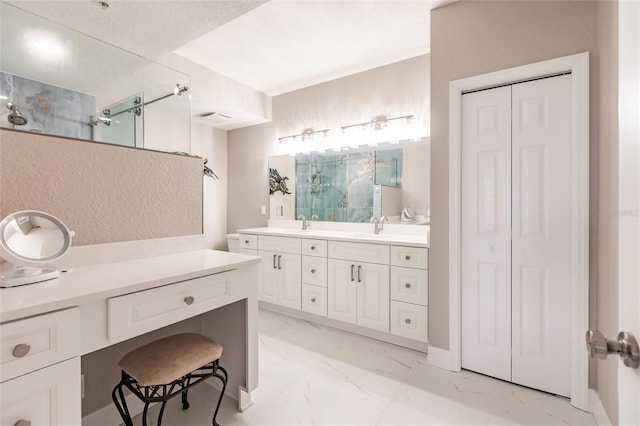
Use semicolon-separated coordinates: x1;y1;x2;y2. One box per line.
429;0;599;350
0;129;203;245
192;123;229;250
596;1;619;423
228;55;430;232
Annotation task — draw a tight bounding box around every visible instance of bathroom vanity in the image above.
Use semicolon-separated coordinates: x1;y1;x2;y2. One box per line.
238;225;429;352
0;248;260;425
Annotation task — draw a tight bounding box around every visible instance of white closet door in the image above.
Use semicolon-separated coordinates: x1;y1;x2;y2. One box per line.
461;85;513;381
511;74;572;397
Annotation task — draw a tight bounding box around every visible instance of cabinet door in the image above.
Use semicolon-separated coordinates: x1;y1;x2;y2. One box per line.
277;253;301;310
356;262;390;332
327;259;357;325
259;250;279;304
1;357;81;426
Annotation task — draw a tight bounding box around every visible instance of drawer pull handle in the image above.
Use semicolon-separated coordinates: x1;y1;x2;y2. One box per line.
15;420;31;426
184;296;195;305
405;255;412;261
12;344;31;358
311;246;316;250
357;265;362;283
273;254;277;269
311;269;316;274
311;297;316;303
350;264;355;282
278;255;282;270
405;318;412;325
405;283;411;289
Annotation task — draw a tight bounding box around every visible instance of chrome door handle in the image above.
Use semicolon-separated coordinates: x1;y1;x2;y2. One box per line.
350;264;355;282
357;265;362;283
273;254;277;269
586;330;640;368
278;255;282;270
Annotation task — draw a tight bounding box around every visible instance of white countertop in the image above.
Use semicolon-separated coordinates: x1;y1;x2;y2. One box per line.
237;227;429;248
0;250;261;323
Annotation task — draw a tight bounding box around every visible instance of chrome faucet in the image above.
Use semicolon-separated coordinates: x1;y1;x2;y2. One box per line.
298;215;309;230
311;213;319;221
370;216;388;234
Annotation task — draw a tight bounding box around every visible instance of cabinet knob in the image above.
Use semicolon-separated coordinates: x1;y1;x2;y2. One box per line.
245;240;249;244
311;297;316;303
12;343;31;358
405;283;411;289
184;296;195;305
311;246;316;250
405;318;412;325
405;255;411;261
15;420;31;426
311;269;316;274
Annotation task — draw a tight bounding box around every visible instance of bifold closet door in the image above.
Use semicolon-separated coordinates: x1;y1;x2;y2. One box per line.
461;74;572;398
461;85;512;382
511;74;572;397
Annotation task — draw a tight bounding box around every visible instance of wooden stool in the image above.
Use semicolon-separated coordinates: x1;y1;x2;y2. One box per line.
112;333;228;426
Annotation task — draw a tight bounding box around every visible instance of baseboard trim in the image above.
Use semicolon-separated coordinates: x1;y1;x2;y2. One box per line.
427;346;459;371
589;389;613;426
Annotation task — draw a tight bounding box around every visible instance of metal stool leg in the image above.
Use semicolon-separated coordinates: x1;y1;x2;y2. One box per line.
157;400;169;426
211;366;228;426
182;374;192;410
112;379;133;426
142;402;151;426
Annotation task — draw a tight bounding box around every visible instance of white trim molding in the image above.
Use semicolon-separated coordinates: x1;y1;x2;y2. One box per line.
447;52;590;411
589;389;613;426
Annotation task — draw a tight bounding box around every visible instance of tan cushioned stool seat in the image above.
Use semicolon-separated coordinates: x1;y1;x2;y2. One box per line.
118;333;223;386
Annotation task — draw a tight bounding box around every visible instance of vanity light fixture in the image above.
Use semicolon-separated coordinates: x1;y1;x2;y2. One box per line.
278;127;330;144
340;114;414;134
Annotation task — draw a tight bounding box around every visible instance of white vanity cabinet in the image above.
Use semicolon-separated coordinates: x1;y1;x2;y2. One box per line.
389;247;429;342
327;241;390;333
258;236;302;310
301;239;328;316
1;308;82;425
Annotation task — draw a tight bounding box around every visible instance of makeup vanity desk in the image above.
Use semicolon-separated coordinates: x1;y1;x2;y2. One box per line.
0;249;261;425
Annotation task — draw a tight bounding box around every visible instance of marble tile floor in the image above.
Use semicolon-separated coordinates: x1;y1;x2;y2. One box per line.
130;309;596;426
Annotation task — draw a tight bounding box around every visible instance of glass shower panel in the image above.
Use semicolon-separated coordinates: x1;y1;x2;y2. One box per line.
92;92;144;148
374;148;403;187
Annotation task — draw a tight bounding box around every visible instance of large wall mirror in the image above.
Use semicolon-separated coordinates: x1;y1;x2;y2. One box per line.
269;138;430;224
0;2;190;152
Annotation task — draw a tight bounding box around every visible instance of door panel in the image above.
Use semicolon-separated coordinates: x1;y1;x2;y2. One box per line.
277;253;301;310
327;259;357;324
356;262;390;332
511;75;572;397
461;85;512;382
259;250;278;304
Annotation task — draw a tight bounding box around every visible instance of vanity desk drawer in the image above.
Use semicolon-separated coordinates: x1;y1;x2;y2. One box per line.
0;307;80;383
108;270;239;343
390;300;428;342
390;246;428;269
239;234;258;250
302;239;327;257
301;284;327;317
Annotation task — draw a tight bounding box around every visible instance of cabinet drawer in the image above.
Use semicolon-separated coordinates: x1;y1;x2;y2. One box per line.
390;301;428;342
1;307;80;383
301;284;327;317
1;357;81;426
239;234;258;250
302;256;327;287
391;246;428;269
390;266;428;306
259;235;301;254
328;241;389;265
108;270;238;343
302;239;327;257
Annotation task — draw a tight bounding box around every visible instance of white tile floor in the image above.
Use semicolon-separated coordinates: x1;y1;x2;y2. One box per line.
134;309;597;425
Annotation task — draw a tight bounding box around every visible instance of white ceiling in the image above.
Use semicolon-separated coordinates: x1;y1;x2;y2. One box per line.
176;0;444;96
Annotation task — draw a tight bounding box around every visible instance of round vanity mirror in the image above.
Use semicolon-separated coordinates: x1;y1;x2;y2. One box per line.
0;211;75;287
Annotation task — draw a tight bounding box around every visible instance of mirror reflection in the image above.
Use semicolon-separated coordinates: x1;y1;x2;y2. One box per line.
0;2;190;151
0;212;73;262
269;140;430;224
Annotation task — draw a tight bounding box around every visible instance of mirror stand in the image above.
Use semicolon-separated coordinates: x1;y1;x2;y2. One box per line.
0;261;61;288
